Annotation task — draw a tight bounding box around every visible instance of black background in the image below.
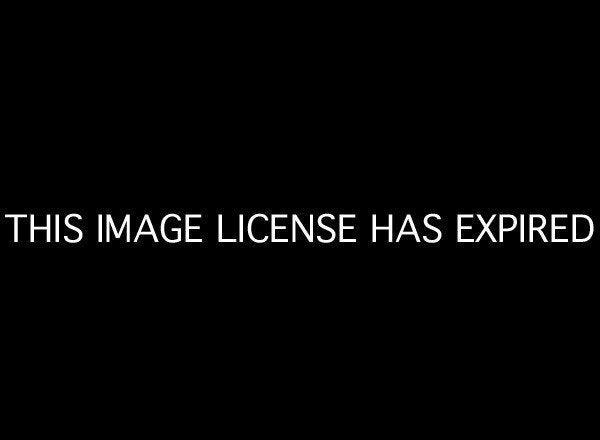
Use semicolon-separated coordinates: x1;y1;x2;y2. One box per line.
1;6;597;434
